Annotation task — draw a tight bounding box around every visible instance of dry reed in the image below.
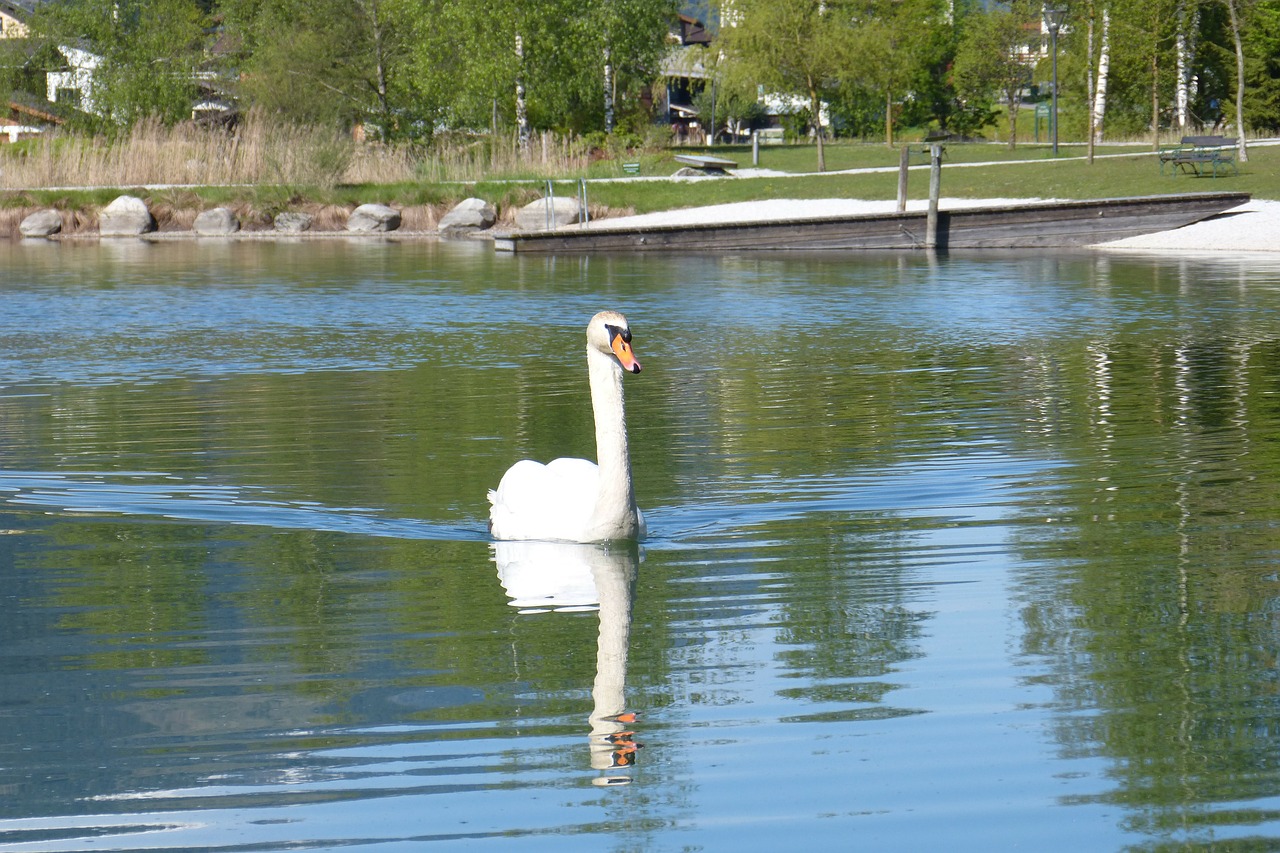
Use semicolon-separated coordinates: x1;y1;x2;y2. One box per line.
0;111;596;189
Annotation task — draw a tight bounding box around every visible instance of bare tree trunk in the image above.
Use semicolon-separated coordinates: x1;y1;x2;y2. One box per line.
1175;0;1190;132
1224;0;1250;161
358;0;392;140
1093;7;1110;143
1151;52;1161;151
1087;7;1096;162
884;88;894;149
603;46;614;134
1007;88;1019;150
812;84;826;171
515;33;530;149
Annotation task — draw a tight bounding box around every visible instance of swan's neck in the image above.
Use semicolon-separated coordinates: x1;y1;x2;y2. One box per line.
587;346;637;538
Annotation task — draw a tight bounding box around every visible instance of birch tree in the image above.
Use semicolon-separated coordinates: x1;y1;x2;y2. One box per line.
1173;0;1198;131
1222;0;1250;161
223;0;426;138
1093;6;1111;142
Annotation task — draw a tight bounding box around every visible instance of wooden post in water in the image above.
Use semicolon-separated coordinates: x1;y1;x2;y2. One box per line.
925;143;943;249
897;146;909;213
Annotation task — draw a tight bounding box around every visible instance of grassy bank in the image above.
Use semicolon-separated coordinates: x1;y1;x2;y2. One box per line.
1;120;1274;237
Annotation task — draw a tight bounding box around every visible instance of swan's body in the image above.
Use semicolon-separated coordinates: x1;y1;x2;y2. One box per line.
488;311;645;543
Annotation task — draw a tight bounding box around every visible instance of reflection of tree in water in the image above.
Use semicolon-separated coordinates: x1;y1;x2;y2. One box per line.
494;541;642;786
769;519;932;721
1011;319;1280;839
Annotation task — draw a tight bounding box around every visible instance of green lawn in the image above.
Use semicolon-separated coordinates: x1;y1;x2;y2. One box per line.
557;141;1277;216
4;139;1273;219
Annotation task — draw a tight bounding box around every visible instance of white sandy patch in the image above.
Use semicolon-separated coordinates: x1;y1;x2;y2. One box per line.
584;197;1048;230
1096;198;1280;252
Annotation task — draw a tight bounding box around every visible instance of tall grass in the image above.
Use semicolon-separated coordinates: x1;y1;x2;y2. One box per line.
0;111;596;190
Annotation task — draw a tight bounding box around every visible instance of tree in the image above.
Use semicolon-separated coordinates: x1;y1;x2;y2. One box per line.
1242;0;1280;132
410;0;672;143
221;0;431;140
953;8;1033;149
1221;0;1250;161
1094;6;1112;142
594;0;680;134
23;0;207;129
714;0;856;171
845;0;948;148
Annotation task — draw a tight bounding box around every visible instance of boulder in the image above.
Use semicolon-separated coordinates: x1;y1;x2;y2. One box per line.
347;203;401;233
19;209;62;238
438;197;497;236
98;195;156;236
514;196;583;232
193;207;240;235
274;211;313;233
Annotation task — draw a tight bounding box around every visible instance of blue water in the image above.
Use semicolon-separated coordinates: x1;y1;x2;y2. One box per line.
3;239;1280;850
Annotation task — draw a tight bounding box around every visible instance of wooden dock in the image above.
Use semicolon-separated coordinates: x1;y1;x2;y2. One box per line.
493;192;1250;254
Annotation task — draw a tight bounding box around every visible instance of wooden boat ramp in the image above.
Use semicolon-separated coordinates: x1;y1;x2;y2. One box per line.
492;192;1250;254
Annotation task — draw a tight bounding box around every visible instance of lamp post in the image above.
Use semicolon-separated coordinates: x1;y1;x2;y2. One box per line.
1044;8;1066;156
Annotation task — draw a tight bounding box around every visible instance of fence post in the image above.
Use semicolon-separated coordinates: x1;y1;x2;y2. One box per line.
897;146;909;213
925;143;942;250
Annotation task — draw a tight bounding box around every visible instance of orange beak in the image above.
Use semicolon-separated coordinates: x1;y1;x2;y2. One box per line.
611;335;642;374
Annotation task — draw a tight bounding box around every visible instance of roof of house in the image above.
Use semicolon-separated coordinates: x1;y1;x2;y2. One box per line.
0;0;41;19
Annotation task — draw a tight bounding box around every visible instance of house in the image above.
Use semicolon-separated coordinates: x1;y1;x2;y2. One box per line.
45;43;100;112
0;0;32;39
4;93;64;141
0;0;234;126
660;13;715;143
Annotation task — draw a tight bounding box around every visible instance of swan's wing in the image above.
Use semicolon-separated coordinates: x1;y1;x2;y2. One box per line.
489;457;601;541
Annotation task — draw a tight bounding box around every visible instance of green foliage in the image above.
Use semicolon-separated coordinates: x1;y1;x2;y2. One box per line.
24;0;207;131
220;0;433;141
953;8;1035;147
408;0;675;137
1243;0;1280;132
690;77;766;142
845;0;952;145
827;85;886;139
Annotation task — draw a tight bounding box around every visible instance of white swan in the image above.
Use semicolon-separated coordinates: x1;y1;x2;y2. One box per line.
488;310;646;543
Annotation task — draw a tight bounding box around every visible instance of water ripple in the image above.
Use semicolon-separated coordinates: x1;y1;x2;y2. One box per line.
0;470;488;543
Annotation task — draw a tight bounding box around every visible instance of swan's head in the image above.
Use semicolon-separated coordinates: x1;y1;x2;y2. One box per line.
588;311;642;374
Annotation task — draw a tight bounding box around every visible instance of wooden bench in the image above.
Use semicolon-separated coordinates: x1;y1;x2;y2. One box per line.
1159;136;1238;177
673;153;738;174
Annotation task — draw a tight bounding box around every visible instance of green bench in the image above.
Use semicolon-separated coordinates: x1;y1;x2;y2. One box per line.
1159;136;1238;177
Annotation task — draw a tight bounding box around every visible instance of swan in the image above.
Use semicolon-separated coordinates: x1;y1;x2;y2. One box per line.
488;310;646;543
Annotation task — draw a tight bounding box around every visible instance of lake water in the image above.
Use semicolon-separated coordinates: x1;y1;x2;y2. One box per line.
4;237;1280;851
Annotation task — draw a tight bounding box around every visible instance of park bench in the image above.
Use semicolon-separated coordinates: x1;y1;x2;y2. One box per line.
1159;136;1239;177
673;153;738;174
909;131;952;164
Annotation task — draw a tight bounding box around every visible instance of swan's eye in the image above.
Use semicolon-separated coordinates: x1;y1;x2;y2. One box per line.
606;324;632;344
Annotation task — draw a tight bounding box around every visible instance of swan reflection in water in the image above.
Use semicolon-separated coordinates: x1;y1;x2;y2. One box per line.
493;540;642;785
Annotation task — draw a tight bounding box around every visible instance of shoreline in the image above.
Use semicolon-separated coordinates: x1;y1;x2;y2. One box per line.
10;196;1278;252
